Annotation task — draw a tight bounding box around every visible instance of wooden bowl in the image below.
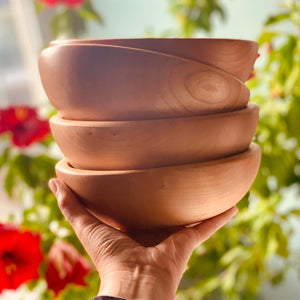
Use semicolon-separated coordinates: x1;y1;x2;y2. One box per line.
50;104;259;170
39;44;250;121
50;38;258;82
55;143;261;230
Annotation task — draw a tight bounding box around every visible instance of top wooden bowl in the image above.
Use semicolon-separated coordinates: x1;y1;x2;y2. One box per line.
50;38;258;82
55;143;261;230
39;44;250;121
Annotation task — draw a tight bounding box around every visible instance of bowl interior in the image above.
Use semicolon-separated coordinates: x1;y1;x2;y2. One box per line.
49;38;258;82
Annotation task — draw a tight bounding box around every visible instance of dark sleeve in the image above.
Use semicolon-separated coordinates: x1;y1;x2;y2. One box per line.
90;297;127;300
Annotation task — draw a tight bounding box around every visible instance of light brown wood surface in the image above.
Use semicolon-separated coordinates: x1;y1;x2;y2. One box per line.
50;38;258;82
55;143;261;230
50;104;259;170
39;44;250;121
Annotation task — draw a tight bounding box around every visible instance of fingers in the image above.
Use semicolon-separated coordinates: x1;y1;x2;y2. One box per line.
189;207;238;246
48;179;122;253
162;207;238;258
49;178;101;231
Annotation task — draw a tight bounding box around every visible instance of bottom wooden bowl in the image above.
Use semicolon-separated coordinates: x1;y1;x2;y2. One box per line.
55;143;261;230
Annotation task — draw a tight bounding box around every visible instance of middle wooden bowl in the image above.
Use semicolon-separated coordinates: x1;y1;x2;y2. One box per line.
50;103;259;170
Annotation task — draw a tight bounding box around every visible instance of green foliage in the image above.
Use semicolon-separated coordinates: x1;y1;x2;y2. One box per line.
0;141;99;298
169;0;226;37
2;153;57;197
0;147;9;169
176;1;300;299
50;9;86;38
78;1;103;24
36;0;103;39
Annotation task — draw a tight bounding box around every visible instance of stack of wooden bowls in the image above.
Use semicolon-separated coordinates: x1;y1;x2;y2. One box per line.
39;38;261;233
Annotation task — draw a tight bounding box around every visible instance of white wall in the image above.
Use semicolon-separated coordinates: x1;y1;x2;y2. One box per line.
88;0;283;40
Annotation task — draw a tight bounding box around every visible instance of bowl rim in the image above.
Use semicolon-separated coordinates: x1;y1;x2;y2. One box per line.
50;103;258;127
50;37;258;47
41;43;250;84
56;142;260;175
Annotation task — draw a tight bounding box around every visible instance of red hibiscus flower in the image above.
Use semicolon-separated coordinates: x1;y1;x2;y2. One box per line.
0;223;43;293
0;106;50;147
37;0;87;8
46;241;92;295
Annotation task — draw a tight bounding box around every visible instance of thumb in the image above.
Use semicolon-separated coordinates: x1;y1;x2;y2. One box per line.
49;178;100;232
48;179;118;254
160;207;238;260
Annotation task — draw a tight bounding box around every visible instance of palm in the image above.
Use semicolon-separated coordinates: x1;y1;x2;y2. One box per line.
50;179;237;298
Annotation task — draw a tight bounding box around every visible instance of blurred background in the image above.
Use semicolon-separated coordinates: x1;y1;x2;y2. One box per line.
0;0;300;299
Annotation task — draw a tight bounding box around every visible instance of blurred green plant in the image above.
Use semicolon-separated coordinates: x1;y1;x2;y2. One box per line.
35;0;103;39
0;107;100;298
170;0;226;37
176;1;300;299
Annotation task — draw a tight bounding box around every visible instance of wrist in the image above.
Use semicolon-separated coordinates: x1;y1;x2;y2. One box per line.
98;265;177;300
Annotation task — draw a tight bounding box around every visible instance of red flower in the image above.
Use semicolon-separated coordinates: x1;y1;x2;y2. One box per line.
0;106;50;147
0;223;43;293
37;0;87;8
46;241;92;295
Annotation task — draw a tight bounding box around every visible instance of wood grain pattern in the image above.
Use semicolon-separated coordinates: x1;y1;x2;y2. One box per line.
39;44;250;121
55;143;261;230
50;38;258;82
50;104;259;170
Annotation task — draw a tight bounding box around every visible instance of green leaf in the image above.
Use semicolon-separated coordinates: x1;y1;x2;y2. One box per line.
221;263;239;291
0;147;10;169
269;223;289;258
5;167;16;197
257;32;277;45
79;1;103;24
271;272;284;285
13;154;38;188
284;64;300;95
201;277;220;294
287;97;300;142
214;4;226;20
50;9;86;38
289;209;300;217
236;193;250;210
50;12;65;39
220;246;250;266
169;0;226;37
78;8;102;23
265;13;291;25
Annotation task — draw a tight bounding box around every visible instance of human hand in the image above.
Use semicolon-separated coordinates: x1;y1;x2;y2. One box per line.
49;178;238;300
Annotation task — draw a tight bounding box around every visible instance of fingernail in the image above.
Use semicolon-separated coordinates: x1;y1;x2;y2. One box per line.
49;179;58;196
